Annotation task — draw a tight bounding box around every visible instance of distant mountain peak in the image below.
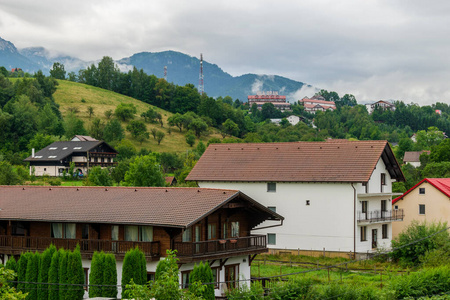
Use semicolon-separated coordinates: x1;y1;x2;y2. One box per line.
0;37;18;54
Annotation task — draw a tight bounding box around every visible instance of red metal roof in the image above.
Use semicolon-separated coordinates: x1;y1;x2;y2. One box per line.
393;178;450;204
186;140;404;183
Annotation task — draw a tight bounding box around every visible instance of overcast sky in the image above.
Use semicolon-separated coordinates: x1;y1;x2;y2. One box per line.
1;0;450;105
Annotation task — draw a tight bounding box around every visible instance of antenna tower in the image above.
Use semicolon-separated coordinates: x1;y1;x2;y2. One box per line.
198;53;204;95
164;66;167;81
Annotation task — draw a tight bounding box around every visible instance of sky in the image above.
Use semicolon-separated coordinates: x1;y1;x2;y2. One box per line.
1;0;450;105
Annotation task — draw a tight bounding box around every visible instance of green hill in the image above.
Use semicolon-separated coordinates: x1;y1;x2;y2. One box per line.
53;80;219;152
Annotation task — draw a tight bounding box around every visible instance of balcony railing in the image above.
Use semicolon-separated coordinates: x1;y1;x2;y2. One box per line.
0;236;160;258
74;162;117;167
174;235;267;258
357;209;404;223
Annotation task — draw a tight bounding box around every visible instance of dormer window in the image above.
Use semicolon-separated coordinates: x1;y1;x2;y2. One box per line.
49;147;57;150
74;147;82;150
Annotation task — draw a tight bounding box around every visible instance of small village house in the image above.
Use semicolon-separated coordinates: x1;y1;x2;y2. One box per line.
392;178;450;238
187;140;405;258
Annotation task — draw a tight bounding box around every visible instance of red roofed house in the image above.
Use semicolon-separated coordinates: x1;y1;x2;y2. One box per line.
0;186;282;297
392;178;450;238
187;140;405;258
299;96;336;113
248;91;291;111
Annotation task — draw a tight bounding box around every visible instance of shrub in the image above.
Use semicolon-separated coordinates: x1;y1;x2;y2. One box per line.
59;249;68;300
37;244;56;300
25;252;40;300
5;257;18;288
66;246;84;300
48;249;61;300
227;281;265;300
102;253;118;298
48;178;62;186
89;252;104;298
189;261;214;300
17;252;32;293
122;247;147;297
391;220;449;267
267;278;314;299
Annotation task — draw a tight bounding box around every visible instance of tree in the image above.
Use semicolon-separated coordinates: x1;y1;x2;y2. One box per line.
17;252;31;293
415;126;445;150
189;118;208;138
123;155;165;186
156;130;165;145
430;138;450;163
48;249;61;300
85;166;113;186
89;117;105;140
5;257;18;288
111;159;131;183
122;247;147;298
37;244;56;300
159;152;182;173
222;119;239;137
97;56;119;91
196;141;206;156
0;267;27;300
89;252;104;298
261;102;278;120
66;246;84;300
127;120;148;139
103;119;124;142
87;106;95;119
115;103;137;121
64;112;87;139
50;62;66;80
115;140;137;161
168;113;183;132
104;109;113;119
25;252;40;299
0;161;22;185
59;249;68;300
189;261;214;300
102;253;118;298
185;133;196;147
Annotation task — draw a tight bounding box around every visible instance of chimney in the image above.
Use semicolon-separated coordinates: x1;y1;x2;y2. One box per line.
32;148;35;158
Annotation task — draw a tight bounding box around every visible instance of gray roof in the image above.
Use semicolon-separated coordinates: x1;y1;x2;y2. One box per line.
24;141;114;162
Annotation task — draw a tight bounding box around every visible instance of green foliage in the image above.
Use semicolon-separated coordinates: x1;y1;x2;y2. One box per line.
84;166;113;186
115;140;137;161
50;63;66;80
5;257;18;288
123;154;165;186
111;158;131;183
65;246;84;300
222;119;239;137
390;266;450;299
227;281;265;300
127;120;148;139
64;112;87;139
266;278;314;299
48;178;62;186
122;247;147;297
189;118;208;138
189;262;214;300
25;252;40;299
391;220;449;267
59;249;68;300
27;133;56;152
48;250;61;300
0;161;22;185
89;117;104;140
185;132;196;147
159;152;182;173
102;253;118;298
17;252;32;293
115;103;137;121
88;252;104;298
195;141;206;156
0;267;27;300
156;130;165;145
37;244;56;300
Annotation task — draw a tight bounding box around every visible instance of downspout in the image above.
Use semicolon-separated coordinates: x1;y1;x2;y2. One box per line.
351;183;356;259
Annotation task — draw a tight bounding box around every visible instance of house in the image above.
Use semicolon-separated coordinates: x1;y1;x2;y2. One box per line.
299;97;336;113
403;151;430;167
365;100;396;114
24;137;118;176
0;186;283;298
392;178;450;238
248;91;291;112
270;116;300;126
186;140;405;258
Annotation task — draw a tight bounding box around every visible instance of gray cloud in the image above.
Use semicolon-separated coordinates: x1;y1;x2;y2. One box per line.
1;0;450;104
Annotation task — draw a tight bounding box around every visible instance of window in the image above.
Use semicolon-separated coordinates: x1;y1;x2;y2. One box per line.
211;267;220;289
111;225;119;241
225;264;239;289
361;201;368;214
306;200;310;206
267;182;276;192
82;224;89;239
11;222;27;236
223;223;228;239
381;173;386;185
394;205;399;210
268;206;276;212
267;233;276;245
147;272;155;282
382;224;388;239
360;226;367;241
231;222;239;238
362;182;368;193
83;268;89;291
381;200;387;212
419;188;425;194
181;271;191;289
124;225;153;241
49;147;58;150
419;204;426;215
208;223;217;240
182;228;192;242
51;223;76;239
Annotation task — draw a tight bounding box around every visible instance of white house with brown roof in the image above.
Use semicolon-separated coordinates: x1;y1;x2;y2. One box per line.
392;178;450;238
0;186;282;298
403;151;430;168
187;140;405;257
299;96;336;113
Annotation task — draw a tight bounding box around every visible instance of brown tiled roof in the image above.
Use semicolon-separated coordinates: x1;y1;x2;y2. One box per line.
186;140;404;183
403;151;430;163
0;186;282;228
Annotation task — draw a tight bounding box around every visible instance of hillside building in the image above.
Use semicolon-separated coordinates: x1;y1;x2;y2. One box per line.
299;96;336;113
248;91;291;111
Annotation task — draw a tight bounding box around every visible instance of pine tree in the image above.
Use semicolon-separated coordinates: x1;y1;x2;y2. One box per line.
66;246;84;300
17;252;32;293
25;252;40;300
48;249;61;300
5;256;18;288
102;253;118;298
58;249;68;300
37;244;56;300
189;261;214;300
122;247;147;297
88;251;104;298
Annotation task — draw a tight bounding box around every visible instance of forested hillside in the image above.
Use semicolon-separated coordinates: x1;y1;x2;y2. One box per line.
2;59;450;191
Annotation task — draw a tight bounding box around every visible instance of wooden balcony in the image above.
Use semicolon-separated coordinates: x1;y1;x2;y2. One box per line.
74;162;117;168
357;209;404;224
0;236;160;259
174;235;267;262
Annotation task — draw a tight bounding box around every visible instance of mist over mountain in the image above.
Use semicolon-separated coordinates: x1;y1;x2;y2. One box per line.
0;37;313;101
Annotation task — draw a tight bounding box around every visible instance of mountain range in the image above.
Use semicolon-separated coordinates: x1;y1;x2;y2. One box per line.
0;37;314;101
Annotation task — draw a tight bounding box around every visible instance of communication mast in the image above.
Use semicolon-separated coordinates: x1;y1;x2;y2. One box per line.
198;53;204;95
164;66;167;81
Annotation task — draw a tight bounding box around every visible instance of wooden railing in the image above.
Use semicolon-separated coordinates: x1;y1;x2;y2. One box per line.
0;236;160;257
174;235;266;257
357;209;404;223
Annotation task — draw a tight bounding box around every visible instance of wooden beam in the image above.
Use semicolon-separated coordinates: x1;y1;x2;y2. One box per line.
219;258;229;269
249;254;257;266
